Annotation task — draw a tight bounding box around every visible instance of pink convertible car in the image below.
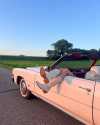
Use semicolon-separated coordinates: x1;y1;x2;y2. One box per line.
12;52;100;125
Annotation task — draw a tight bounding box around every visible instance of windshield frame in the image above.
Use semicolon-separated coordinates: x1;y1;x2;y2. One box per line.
51;52;100;70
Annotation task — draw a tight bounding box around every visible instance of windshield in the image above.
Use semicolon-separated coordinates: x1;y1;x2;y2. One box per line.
55;57;94;68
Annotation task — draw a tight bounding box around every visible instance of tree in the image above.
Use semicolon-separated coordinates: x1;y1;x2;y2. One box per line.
52;39;73;56
90;49;98;55
47;39;73;59
72;48;90;55
47;50;54;60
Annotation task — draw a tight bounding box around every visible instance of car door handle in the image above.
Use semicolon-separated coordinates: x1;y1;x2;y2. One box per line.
78;86;91;92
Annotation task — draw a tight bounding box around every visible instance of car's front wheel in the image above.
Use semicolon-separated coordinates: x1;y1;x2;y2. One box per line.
20;78;32;99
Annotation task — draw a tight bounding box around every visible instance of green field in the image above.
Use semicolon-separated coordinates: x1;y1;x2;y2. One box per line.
0;60;55;70
0;59;100;70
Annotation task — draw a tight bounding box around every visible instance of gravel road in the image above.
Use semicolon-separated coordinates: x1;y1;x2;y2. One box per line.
0;67;85;125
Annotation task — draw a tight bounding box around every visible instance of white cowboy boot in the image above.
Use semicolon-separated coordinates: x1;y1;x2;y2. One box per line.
36;81;51;93
40;67;60;82
36;76;62;93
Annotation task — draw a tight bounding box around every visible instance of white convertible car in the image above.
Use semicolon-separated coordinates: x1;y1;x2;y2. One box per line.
12;52;100;125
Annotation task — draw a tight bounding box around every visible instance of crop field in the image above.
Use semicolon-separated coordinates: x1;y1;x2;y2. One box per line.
56;60;92;68
0;60;55;70
0;59;100;70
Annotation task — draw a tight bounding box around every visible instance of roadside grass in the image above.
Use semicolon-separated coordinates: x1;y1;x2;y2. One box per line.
0;59;100;70
0;60;55;70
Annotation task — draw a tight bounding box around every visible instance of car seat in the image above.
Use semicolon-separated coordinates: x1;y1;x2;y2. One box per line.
85;66;100;81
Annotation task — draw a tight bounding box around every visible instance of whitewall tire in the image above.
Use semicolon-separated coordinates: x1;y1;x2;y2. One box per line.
20;78;32;99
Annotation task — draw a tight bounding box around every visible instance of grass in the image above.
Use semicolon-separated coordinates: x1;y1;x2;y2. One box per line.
56;59;100;68
0;59;100;70
0;60;55;70
95;60;100;66
56;60;92;68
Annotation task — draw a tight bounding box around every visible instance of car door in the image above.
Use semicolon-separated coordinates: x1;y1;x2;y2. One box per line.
93;81;100;125
34;72;62;104
57;76;95;124
34;72;74;113
35;73;95;124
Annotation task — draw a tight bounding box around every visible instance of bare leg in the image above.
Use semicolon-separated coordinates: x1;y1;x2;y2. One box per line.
59;68;64;72
59;68;74;80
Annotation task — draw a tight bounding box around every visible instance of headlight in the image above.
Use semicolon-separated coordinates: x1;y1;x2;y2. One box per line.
12;74;14;79
12;74;14;82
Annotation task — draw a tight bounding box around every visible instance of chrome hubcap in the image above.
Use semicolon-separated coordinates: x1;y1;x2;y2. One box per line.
21;81;27;95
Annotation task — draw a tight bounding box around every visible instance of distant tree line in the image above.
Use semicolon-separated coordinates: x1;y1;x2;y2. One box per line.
47;39;100;60
0;55;49;61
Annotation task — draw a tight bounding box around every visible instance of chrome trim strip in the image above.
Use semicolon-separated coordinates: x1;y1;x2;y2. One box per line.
32;92;91;125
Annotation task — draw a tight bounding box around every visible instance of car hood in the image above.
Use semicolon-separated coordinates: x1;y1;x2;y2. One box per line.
26;66;47;72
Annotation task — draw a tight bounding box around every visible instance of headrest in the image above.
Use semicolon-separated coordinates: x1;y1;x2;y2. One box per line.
90;66;100;75
85;71;98;80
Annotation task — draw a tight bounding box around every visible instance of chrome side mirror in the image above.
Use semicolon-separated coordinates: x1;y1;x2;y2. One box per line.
45;66;51;72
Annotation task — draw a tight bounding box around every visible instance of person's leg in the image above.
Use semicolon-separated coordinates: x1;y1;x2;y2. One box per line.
40;67;63;84
36;75;62;93
36;68;74;93
59;68;64;72
59;68;74;80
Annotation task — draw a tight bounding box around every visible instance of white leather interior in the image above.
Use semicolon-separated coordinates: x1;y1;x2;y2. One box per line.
90;66;100;75
85;71;98;80
85;66;100;81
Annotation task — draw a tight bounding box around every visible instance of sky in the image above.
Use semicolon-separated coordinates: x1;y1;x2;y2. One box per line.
0;0;100;57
